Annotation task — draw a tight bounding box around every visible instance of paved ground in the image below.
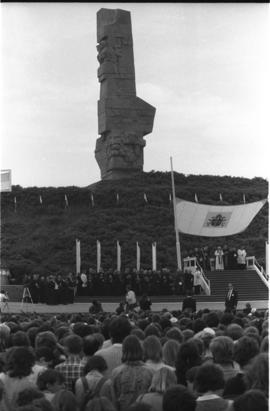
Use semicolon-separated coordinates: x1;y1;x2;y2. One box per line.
0;300;268;314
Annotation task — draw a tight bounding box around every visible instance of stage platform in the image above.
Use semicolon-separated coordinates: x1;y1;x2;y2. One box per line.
0;299;268;315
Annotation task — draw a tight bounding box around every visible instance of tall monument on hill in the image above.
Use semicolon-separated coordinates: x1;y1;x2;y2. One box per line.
95;8;156;180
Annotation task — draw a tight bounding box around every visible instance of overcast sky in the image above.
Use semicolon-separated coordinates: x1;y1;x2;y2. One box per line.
1;3;270;187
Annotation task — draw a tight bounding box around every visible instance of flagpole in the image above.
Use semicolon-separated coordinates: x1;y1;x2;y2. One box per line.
170;157;182;270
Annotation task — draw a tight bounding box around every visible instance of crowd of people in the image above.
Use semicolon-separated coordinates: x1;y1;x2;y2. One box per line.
0;302;268;411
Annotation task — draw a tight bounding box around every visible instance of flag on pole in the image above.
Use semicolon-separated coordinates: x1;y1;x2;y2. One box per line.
136;242;141;272
243;194;246;204
14;196;17;212
117;241;121;272
0;169;12;192
64;194;69;208
39;195;43;205
91;193;95;208
144;193;148;203
175;198;267;237
219;193;223;202
76;239;81;275
97;240;101;273
116;193;119;205
195;193;199;203
152;242;157;271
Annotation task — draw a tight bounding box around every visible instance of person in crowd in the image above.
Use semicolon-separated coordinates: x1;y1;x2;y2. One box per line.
233;389;268;411
163;385;196;411
126;285;137;311
237;246;247;270
214;246;224;271
101;335;153;411
194;363;232;411
162;339;180;370
84;396;117;411
80;334;104;367
143;335;174;372
15;387;54;410
209;336;240;381
37;369;77;411
0;290;9;312
0;346;37;409
95;316;132;377
0;379;10;411
75;355;107;410
115;302;126;315
182;292;197;314
139;294;152;311
225;283;238;313
89;300;104;314
136;367;177;411
175;339;202;386
244;353;269;398
55;334;84;392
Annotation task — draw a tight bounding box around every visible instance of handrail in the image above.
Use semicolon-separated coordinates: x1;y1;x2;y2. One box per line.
255;258;269;282
196;259;211;296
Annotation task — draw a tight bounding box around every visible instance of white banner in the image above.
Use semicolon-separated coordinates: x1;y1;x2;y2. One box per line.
97;240;101;273
136;242;141;271
0;169;12;192
152;242;157;271
117;241;121;272
76;239;81;274
175;198;267;237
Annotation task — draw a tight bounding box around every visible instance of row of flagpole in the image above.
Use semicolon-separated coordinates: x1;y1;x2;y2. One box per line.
10;192;247;212
75;239;158;274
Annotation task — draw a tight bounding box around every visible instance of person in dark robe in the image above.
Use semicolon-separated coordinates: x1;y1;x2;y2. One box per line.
182;292;197;314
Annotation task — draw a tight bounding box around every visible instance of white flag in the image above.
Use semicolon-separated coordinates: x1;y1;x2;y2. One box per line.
0;169;12;192
76;239;81;275
243;194;246;204
175;198;267;237
144;193;148;203
65;194;69;208
14;196;17;212
39;195;43;205
219;193;223;202
116;193;119;204
169;193;172;203
152;242;157;271
117;241;121;272
91;193;95;208
97;240;101;273
136;242;141;272
195;193;199;203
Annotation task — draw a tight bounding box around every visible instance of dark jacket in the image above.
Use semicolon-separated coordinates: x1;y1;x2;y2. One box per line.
182;296;196;313
225;288;238;309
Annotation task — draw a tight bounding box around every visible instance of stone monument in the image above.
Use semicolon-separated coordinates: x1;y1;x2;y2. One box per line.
95;8;156;180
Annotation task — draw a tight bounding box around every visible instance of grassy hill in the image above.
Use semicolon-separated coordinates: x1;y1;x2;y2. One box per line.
1;171;268;281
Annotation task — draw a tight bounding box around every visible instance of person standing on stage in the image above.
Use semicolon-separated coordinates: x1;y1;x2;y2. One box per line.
0;290;9;312
214;246;224;271
125;285;137;311
225;283;238;313
182;292;197;314
237;245;247;270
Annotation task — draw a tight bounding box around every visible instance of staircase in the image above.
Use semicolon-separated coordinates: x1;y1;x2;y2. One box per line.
75;270;268;304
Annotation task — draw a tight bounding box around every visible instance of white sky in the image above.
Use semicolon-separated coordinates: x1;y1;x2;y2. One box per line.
1;2;270;187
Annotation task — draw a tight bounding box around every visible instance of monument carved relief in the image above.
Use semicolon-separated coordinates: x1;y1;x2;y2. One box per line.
95;8;156;180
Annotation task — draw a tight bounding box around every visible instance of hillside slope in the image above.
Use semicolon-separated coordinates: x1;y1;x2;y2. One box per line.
1;172;268;280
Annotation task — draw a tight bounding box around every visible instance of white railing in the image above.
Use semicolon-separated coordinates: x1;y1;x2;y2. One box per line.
246;256;269;288
183;256;211;296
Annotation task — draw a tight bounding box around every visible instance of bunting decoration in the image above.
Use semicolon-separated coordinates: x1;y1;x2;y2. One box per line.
175;198;267;237
91;193;95;208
